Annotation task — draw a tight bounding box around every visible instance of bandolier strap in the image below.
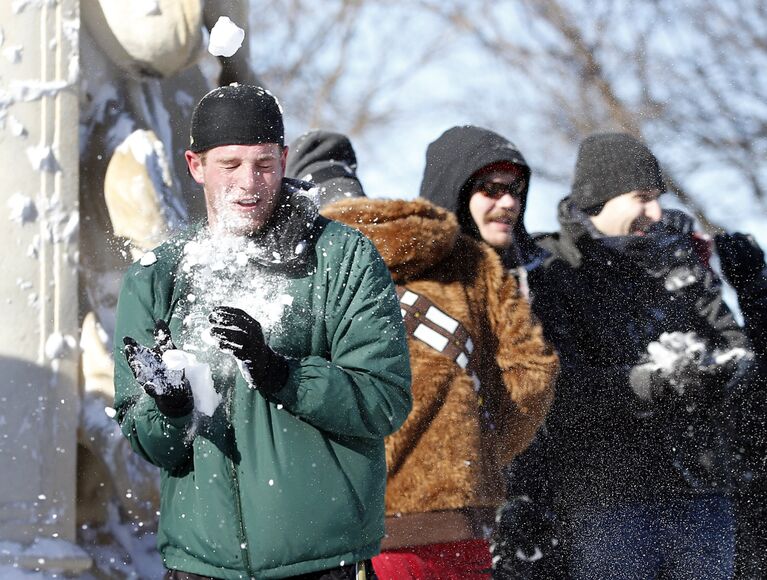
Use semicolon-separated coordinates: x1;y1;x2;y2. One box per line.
396;286;475;370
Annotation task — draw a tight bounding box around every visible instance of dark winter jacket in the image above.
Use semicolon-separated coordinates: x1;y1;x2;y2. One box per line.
716;234;767;580
323;198;558;548
529;198;749;508
113;182;412;579
715;231;767;476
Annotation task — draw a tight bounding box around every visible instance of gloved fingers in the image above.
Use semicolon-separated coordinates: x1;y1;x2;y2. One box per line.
153;319;176;353
123;336;138;348
661;209;695;235
143;381;159;398
209;306;253;327
209;326;248;354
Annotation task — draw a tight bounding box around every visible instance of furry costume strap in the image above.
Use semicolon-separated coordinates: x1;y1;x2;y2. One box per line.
396;286;475;369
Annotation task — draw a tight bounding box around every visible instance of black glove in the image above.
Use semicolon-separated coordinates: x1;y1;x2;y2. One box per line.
123;320;194;417
492;496;561;579
208;306;289;393
661;208;696;236
715;232;765;288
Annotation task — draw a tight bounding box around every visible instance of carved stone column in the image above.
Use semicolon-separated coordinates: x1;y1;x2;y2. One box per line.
0;0;90;572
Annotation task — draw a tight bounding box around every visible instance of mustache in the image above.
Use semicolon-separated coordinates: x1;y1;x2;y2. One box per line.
486;209;518;223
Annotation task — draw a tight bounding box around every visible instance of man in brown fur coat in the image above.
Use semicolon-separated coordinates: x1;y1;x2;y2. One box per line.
290;130;558;580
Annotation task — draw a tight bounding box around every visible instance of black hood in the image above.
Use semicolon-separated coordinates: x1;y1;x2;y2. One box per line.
285;130;365;207
418;125;536;263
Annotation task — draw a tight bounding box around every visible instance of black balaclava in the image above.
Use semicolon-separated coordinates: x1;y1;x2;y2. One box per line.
189;84;284;152
285;130;366;207
418;125;535;264
571;132;664;214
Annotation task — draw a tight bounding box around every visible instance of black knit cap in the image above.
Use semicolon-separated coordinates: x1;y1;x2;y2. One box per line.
571;132;664;212
189;84;284;153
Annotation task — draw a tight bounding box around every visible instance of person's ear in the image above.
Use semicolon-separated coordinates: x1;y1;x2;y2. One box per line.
280;145;289;174
185;150;205;184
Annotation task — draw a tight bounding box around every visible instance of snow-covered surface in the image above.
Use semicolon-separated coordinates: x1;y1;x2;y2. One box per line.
7;193;37;225
25;145;59;173
115;129;186;235
0;537;91;578
208;16;244;58
44;333;77;361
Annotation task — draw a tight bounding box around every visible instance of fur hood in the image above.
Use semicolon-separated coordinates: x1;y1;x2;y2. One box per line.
321;197;458;282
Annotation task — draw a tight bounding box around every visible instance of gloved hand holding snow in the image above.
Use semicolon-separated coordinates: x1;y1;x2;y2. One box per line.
209;306;289;394
631;331;750;402
208;16;245;58
123;320;194;417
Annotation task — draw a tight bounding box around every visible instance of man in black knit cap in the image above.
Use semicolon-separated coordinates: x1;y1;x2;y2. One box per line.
112;84;412;580
525;132;749;579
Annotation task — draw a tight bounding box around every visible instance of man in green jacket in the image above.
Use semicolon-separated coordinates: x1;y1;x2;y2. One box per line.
113;84;412;580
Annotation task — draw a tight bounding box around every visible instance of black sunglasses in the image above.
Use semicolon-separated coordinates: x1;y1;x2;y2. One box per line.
473;178;526;200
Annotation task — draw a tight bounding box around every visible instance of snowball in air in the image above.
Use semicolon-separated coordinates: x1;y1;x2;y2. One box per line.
208;17;245;57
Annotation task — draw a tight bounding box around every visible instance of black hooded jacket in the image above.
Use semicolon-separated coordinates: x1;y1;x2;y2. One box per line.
418;125;539;267
528;197;749;507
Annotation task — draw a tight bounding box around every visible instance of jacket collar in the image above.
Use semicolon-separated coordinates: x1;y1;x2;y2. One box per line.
321;197;459;282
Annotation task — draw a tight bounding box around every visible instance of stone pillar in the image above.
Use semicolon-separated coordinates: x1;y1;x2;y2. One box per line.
0;0;90;573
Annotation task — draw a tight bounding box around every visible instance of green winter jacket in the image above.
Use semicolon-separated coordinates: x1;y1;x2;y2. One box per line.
113;210;412;579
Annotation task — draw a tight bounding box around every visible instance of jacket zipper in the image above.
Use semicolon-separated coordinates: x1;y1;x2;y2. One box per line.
228;389;253;576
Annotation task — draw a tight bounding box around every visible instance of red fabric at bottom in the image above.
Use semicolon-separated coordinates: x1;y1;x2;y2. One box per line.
372;539;492;580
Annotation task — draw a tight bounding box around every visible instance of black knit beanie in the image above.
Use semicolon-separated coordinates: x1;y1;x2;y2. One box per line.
571;133;664;213
285;130;365;206
189;84;284;153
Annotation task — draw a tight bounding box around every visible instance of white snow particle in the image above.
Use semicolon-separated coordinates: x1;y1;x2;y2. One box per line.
140;251;157;266
7;192;37;224
26;144;60;172
268;479;274;486
208;17;245;58
3;45;22;63
44;332;77;360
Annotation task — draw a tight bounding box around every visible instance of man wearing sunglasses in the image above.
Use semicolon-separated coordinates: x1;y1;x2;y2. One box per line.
420;126;566;579
419;126;543;297
319;127;558;579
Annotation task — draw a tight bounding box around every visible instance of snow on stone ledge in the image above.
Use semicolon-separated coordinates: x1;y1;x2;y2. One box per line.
7;192;37;225
44;332;77;360
0;537;91;576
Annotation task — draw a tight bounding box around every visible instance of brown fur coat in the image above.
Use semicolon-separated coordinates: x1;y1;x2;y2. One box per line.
323;198;558;517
